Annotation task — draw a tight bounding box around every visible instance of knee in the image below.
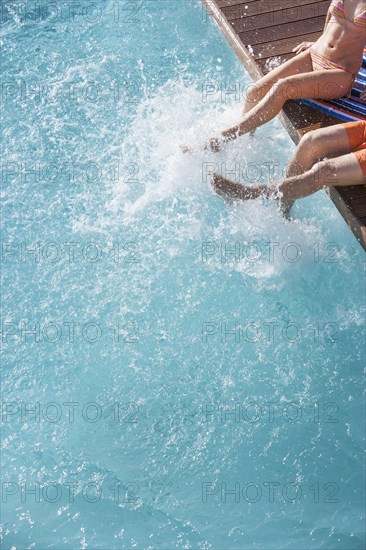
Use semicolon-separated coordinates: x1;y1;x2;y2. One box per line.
298;129;324;158
245;81;266;104
311;159;338;186
298;130;317;151
300;130;314;144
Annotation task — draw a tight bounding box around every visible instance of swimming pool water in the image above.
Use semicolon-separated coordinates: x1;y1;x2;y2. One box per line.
1;1;365;548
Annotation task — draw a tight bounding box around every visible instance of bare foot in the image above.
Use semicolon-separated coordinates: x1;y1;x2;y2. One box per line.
210;173;244;203
211;174;295;218
211;173;269;202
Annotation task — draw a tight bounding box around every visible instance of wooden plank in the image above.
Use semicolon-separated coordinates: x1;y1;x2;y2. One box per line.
341;186;366;200
216;0;263;7
257;53;298;72
252;33;321;60
202;0;366;250
236;17;325;46
216;0;318;6
329;187;366;246
230;2;329;32
222;0;324;21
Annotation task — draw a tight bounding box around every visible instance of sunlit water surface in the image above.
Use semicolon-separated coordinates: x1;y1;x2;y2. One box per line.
1;1;365;548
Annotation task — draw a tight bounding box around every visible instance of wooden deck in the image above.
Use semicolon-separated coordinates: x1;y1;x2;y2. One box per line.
202;0;366;250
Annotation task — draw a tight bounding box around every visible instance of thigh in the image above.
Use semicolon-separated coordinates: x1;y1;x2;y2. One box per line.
255;50;313;89
306;124;353;159
282;69;353;100
323;152;366;187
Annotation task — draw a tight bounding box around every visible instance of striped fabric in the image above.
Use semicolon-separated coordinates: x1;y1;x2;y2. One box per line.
298;48;366;122
330;0;366;27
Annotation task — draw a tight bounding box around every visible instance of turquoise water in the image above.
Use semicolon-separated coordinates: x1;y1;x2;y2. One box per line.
1;1;365;548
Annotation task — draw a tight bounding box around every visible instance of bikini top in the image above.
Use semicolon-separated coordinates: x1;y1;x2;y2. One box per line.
330;0;366;27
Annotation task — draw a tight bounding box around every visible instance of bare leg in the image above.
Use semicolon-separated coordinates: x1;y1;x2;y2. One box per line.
279;154;366;211
287;125;353;177
211;173;273;203
242;50;314;114
211;154;365;215
219;70;353;145
183;51;315;153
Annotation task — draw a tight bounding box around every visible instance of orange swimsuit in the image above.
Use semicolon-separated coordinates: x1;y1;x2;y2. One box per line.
343;121;366;177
